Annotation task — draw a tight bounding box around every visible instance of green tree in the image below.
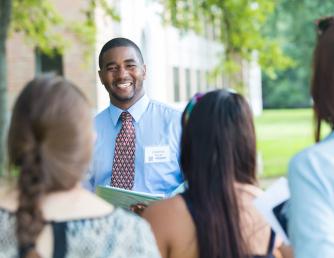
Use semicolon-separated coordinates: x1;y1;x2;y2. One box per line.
262;0;334;108
0;0;12;177
0;0;119;175
161;0;293;84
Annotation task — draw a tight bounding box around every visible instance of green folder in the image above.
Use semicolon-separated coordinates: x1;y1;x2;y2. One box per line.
96;183;186;210
96;186;165;209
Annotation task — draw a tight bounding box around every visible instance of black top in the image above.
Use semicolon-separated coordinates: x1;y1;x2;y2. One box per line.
181;191;276;258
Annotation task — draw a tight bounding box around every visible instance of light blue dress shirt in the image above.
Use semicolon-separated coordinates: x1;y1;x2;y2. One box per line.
288;131;334;258
83;95;183;196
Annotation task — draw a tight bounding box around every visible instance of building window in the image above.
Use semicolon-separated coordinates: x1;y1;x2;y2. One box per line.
173;67;180;102
35;48;63;76
185;68;191;100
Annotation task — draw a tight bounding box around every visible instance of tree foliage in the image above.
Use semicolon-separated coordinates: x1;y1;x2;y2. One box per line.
0;0;12;176
0;0;119;175
262;0;334;108
10;0;119;56
161;0;293;78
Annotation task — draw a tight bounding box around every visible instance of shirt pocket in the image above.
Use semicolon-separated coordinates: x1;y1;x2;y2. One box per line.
144;151;181;193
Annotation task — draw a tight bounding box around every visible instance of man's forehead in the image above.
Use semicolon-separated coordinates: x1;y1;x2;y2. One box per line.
102;46;141;64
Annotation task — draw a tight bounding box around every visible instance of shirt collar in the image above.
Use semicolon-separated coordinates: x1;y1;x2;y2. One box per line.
108;94;150;126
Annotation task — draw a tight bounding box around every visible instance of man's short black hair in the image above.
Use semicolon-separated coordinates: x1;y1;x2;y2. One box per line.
98;37;144;69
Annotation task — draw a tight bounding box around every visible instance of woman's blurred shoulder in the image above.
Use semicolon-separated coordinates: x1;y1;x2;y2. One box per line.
143;195;187;227
143;195;198;258
0;184;18;212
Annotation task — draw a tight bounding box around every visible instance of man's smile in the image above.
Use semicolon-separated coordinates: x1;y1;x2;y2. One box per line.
114;82;133;89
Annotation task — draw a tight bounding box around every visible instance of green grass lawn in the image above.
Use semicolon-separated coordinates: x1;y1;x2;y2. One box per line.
255;109;329;178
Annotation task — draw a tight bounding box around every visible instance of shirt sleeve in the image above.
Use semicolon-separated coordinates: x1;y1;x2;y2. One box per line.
288;150;334;258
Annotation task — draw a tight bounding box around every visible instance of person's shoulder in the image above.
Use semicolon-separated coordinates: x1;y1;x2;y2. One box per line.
0;185;18;212
288;145;316;179
111;208;154;232
41;188;113;221
291;133;334;165
289;140;330;171
148;100;182;116
142;195;185;224
111;207;144;222
146;100;182;130
93;106;111;133
112;208;160;257
62;208;160;258
143;195;196;253
94;106;110;122
290;144;309;160
288;138;334;184
236;183;263;199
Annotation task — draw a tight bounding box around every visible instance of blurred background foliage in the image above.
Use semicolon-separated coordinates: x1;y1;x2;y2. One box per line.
161;0;293;80
262;0;334;108
162;0;334;109
162;0;334;177
2;0;334;177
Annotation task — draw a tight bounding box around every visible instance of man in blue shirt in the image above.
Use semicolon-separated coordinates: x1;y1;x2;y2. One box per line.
84;38;183;196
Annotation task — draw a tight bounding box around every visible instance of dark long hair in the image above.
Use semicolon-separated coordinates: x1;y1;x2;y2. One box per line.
181;89;256;258
8;75;93;258
311;17;334;142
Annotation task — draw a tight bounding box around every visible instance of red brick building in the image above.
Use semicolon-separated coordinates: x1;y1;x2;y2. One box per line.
6;0;97;109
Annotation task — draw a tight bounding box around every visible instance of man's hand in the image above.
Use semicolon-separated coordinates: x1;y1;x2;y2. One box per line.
129;203;148;216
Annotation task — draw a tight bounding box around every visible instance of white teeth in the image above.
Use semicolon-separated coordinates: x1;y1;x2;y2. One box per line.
117;83;131;88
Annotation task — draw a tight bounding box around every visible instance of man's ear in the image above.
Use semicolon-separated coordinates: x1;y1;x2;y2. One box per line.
98;70;103;83
142;64;147;80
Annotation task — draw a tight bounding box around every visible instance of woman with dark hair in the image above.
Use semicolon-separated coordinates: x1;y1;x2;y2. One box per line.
288;16;334;258
143;89;281;258
0;75;161;258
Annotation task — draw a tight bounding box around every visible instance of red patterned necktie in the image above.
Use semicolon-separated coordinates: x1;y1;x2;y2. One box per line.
111;111;136;189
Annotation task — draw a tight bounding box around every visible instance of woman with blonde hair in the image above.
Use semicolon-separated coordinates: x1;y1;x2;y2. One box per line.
0;75;160;258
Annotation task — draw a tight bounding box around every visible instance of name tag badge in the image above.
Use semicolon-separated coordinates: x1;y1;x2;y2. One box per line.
145;146;171;163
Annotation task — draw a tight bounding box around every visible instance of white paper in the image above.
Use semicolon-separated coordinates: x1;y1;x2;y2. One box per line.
254;177;290;245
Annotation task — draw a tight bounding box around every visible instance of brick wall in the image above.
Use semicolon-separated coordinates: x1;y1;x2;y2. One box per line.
6;0;97;109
